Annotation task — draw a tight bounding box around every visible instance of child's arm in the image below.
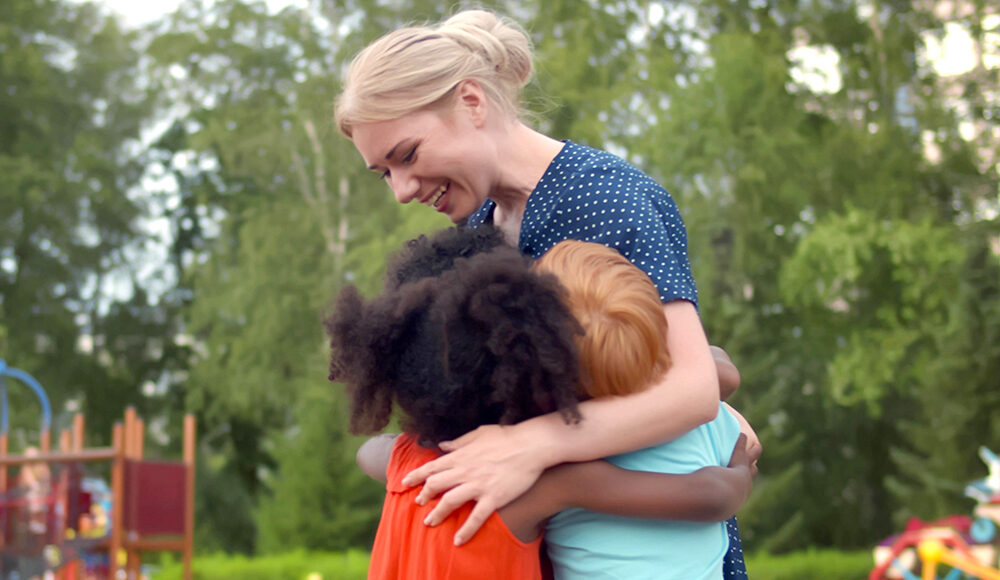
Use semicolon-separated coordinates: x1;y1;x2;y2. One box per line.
496;434;753;542
721;403;760;473
556;433;751;521
356;433;399;484
711;345;741;401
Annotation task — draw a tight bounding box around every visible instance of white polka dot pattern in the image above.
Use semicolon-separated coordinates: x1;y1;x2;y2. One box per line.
466;141;698;307
468;141;750;577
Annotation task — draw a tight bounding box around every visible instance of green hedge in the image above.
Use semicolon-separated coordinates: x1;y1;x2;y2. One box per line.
152;548;874;580
151;550;369;580
747;548;874;580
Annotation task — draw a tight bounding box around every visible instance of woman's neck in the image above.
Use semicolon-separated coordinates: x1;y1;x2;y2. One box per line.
490;123;564;243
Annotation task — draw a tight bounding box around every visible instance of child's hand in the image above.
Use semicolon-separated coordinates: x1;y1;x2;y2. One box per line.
710;345;741;400
725;434;755;511
402;423;548;546
728;433;756;479
722;402;761;474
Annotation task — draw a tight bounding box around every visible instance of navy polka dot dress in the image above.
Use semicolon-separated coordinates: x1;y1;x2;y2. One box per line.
468;141;697;305
468;140;750;579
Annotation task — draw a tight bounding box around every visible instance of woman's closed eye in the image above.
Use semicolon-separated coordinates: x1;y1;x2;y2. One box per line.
376;146;417;180
401;145;417;164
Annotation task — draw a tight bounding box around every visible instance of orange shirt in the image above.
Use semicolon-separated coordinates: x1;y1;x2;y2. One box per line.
367;434;543;580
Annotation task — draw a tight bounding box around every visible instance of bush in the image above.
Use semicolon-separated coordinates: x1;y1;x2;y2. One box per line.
747;548;874;580
152;547;874;580
151;550;369;580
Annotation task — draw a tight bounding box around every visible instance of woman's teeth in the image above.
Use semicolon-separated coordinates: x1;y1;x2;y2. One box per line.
431;183;447;208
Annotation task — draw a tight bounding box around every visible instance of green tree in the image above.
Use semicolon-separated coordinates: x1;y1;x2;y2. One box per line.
137;0;1000;554
144;0;449;551
0;0;176;448
256;381;384;553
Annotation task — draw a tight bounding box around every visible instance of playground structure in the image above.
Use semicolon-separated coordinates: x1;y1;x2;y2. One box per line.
869;447;1000;580
0;360;195;580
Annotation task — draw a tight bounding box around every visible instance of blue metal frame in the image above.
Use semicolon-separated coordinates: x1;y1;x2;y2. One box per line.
0;359;52;436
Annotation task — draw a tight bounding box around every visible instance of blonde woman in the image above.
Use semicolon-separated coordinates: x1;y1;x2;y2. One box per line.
335;9;758;576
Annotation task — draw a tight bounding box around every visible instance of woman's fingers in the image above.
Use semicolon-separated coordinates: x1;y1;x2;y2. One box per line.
454;499;498;546
400;423;547;544
422;483;480;526
402;453;453;489
402;425;499;487
439;424;497;452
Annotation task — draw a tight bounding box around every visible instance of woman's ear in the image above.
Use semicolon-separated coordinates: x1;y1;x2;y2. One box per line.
454;79;488;128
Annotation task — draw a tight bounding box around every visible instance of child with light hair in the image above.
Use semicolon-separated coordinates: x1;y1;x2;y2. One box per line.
534;240;743;579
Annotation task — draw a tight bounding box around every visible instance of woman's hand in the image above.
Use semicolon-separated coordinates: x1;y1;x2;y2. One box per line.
402;423;552;545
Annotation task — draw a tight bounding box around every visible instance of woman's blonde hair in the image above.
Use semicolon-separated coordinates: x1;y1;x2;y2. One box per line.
334;9;534;137
534;241;671;399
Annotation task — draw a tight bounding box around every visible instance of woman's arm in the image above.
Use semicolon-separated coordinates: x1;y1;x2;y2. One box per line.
405;300;720;544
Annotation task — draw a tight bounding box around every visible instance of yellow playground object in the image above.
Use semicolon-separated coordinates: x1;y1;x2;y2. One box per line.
870;447;1000;580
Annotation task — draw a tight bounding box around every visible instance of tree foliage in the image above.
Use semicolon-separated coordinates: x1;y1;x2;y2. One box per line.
4;0;998;555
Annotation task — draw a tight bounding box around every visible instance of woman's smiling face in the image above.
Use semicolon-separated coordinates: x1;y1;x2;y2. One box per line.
351;99;496;223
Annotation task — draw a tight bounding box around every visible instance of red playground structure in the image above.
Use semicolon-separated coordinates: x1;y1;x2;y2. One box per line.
0;407;195;580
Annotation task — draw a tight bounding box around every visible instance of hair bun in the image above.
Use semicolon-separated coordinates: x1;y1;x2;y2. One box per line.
440;9;533;89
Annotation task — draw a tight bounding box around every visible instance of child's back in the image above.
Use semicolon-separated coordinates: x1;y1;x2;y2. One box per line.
534;241;740;580
545;409;740;579
368;434;542;579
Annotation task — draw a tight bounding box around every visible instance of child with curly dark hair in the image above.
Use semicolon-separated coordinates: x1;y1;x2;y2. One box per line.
325;226;752;580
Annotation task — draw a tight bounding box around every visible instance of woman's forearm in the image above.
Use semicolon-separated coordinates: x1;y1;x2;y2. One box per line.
523;300;720;465
521;364;718;465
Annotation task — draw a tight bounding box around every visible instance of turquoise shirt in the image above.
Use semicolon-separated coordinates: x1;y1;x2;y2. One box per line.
544;404;741;580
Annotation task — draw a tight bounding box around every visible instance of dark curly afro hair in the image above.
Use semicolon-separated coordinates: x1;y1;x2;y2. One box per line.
325;226;583;447
382;225;508;291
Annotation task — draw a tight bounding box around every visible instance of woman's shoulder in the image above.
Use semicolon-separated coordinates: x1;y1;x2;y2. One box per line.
542;141;667;203
557;141;648;177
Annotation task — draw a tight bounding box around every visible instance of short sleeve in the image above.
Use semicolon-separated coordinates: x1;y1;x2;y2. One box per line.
520;161;698;307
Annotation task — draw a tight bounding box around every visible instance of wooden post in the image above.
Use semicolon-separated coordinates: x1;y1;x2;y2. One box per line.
0;432;6;554
40;428;51;454
126;417;145;580
183;414;196;580
0;432;7;496
110;422;124;580
56;429;71;580
124;407;137;459
134;419;145;461
72;413;85;452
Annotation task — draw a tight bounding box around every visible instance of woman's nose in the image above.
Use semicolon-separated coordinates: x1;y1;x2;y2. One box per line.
389;169;419;204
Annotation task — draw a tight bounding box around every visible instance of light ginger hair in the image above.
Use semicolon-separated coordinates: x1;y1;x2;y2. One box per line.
534;241;671;399
334;9;534;137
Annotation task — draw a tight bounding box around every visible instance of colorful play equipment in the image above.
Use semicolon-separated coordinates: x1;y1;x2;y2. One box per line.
0;360;195;580
870;446;1000;580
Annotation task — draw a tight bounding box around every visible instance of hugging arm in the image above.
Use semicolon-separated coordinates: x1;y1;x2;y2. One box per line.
500;434;753;543
551;433;752;522
711;345;741;401
406;301;721;544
